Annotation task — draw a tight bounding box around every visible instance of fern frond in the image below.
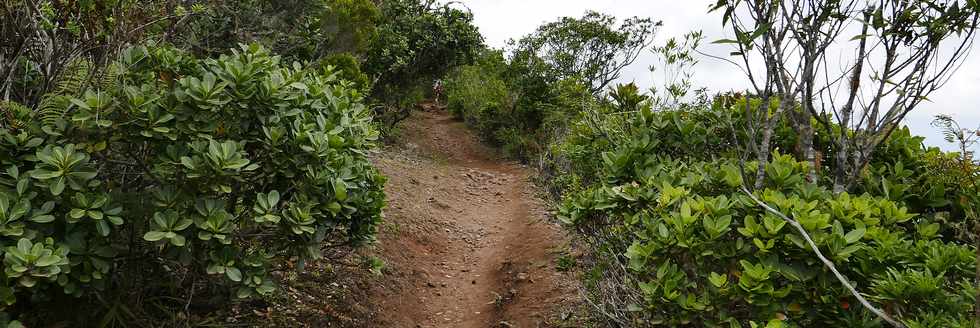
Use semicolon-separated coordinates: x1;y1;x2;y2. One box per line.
35;95;75;126
35;59;93;126
93;61;121;92
0;100;33;131
51;60;92;96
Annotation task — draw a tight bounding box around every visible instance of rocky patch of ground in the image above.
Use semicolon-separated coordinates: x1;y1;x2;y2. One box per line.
366;107;585;328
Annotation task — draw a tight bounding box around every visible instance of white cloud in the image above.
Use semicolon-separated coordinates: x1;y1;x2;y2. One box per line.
458;0;980;151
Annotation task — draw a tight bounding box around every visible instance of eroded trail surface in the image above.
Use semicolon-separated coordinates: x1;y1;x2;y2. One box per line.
367;106;580;328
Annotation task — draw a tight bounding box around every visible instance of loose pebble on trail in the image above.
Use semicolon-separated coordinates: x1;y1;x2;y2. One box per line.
366;102;582;328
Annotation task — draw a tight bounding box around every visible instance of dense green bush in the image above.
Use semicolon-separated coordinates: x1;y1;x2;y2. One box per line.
557;101;977;327
442;11;655;162
443;49;596;160
319;53;372;94
855;127;980;243
506;11;656;94
365;0;483;104
172;0;486;136
1;0;199;110
544;85;643;195
177;0;325;59
0;43;385;322
444;51;511;139
320;0;381;55
176;0;379;61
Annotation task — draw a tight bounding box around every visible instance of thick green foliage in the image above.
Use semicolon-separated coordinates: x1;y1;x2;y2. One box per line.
172;0;483;136
508;11;657;94
444;51;511;139
545;84;646;194
365;0;483;103
178;0;326;60
445;67;508;133
319;53;371;94
0;43;385;319
444;50;598;160
443;11;655;161
174;0;379;62
1;0;197;109
557;100;977;327
321;0;381;54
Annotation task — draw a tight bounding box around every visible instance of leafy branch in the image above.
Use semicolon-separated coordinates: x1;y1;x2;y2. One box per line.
739;185;905;328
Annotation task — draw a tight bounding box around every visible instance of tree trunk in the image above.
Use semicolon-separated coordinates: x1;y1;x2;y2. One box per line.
754;96;785;190
800;114;817;182
753;97;771;190
833;11;871;193
833;138;849;193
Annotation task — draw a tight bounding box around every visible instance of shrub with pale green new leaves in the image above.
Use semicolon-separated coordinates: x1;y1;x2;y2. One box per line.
558;104;976;327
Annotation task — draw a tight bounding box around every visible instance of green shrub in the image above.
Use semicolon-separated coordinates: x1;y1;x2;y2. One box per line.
558;103;976;327
444;56;511;140
1;0;191;109
365;0;483;103
319;53;371;94
321;0;381;55
0;43;386;321
444;50;597;162
177;1;329;60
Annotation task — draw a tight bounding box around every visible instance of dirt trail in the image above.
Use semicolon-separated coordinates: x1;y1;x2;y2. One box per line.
367;104;580;328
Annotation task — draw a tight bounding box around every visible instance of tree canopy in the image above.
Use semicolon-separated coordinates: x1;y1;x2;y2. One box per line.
508;11;658;94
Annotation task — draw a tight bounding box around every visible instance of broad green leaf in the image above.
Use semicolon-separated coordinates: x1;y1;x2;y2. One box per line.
785;234;806;249
10;199;29;220
844;228;865;244
36;255;61;267
709;272;728;288
268;190;280;206
30;215;56;223
69;209;86;219
50;177;66;195
30;169;61;180
95;220;111;236
171;234;186;247
143;231;168;241
87;210;104;220
16;178;29;195
334;179;348;202
226;267;243;282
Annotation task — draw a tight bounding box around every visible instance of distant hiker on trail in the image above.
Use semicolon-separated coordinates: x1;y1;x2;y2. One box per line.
432;79;444;105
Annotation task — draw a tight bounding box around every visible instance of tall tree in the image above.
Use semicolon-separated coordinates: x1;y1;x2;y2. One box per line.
364;0;484;100
320;0;381;55
711;0;980;192
508;11;658;95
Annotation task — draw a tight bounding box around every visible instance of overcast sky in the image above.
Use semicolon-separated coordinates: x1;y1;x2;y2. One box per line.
457;0;980;151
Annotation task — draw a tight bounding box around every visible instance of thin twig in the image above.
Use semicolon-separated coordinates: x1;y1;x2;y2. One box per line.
579;286;627;327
